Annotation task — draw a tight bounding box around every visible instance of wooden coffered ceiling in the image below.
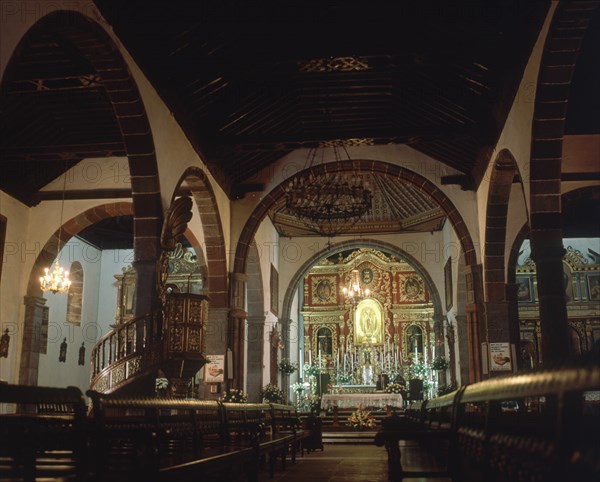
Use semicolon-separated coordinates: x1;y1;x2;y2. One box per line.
5;1;599;240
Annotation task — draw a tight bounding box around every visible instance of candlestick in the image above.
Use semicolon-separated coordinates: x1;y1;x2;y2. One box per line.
308;350;312;365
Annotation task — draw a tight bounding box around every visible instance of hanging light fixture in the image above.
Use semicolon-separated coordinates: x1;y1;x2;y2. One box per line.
342;266;370;303
284;143;372;236
40;166;71;294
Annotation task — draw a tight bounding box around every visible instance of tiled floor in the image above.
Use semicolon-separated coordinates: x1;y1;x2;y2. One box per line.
259;441;452;482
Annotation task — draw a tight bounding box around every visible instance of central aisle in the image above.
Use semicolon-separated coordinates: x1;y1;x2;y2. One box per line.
258;442;451;482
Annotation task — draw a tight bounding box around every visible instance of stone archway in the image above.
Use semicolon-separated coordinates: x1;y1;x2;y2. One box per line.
483;149;526;358
172;167;228;308
529;2;598;364
281;239;444;322
233;160;477;275
21;202;133;385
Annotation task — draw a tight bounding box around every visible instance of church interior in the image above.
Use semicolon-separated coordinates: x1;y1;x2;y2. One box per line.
0;1;599;481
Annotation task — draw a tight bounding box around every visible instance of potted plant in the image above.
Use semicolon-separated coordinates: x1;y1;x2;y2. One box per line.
260;383;285;403
346;404;376;431
278;359;298;374
221;388;249;403
431;356;450;371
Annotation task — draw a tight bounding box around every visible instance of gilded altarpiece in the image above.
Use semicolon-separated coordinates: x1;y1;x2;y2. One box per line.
302;248;435;380
517;246;600;367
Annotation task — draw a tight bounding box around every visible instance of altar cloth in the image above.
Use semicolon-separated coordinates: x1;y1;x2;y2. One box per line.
321;392;403;410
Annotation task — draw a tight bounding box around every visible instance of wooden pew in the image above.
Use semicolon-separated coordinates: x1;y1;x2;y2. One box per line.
375;364;600;482
0;384;89;482
86;392;254;482
222;402;296;478
269;403;306;460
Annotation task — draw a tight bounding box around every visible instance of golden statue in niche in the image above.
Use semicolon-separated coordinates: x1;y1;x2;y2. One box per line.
354;298;383;345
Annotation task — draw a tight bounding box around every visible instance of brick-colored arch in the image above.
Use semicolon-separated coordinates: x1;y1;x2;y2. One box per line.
234;160;477;274
529;2;598;363
27;202;134;296
280;238;444;322
173;167;228;308
484;149;523;302
6;11;163;267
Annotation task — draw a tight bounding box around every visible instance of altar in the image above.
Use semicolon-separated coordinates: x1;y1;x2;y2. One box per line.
321;392;403;410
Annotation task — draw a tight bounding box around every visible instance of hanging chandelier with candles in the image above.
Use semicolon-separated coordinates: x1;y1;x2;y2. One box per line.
284;144;372;236
342;267;370;303
40;167;71;294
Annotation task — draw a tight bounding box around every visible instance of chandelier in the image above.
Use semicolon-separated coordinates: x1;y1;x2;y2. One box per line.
342;267;370;303
40;167;71;294
284;145;372;236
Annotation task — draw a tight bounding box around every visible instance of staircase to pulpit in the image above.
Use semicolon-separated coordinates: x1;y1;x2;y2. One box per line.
89;242;209;397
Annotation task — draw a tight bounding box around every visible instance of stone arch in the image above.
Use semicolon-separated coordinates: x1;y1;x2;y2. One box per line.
4;11;163;311
281;238;444;323
484;149;526;302
20;202;132;384
234;160;477;275
172;167;228;308
529;2;598;363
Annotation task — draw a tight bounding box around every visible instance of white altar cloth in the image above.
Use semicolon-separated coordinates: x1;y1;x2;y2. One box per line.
321;392;403;410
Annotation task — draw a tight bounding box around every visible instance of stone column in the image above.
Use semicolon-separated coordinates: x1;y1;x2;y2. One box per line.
246;315;265;402
197;306;229;399
530;242;569;364
505;283;523;370
464;264;485;383
133;259;160;317
229;273;248;390
19;296;47;385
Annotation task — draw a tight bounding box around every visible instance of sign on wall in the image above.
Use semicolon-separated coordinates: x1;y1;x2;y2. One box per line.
489;342;512;371
203;354;225;383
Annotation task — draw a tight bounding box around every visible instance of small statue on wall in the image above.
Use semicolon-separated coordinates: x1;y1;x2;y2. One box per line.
59;337;67;363
78;342;86;366
0;328;10;358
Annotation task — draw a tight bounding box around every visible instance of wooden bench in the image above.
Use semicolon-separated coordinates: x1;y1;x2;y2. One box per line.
269;403;306;460
222;402;296;478
0;384;89;482
375;364;600;482
86;391;255;482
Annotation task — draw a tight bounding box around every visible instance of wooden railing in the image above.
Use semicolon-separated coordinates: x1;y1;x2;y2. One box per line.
89;311;163;394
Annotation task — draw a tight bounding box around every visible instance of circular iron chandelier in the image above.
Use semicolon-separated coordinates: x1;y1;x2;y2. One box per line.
283;145;373;236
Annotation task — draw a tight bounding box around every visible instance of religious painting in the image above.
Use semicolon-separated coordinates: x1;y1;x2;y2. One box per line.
444;257;453;311
405;324;423;358
360;267;374;285
587;274;600;301
354;298;383;345
398;273;426;303
270;264;279;315
516;275;533;303
316;326;333;356
310;275;338;305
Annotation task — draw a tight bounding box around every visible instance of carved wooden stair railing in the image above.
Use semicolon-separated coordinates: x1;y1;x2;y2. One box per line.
89;310;163;394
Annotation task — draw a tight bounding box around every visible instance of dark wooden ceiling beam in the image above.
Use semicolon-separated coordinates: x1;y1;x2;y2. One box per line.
0;141;126;158
222;124;475;152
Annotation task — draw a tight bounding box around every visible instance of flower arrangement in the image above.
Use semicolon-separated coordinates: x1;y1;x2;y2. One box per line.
385;382;406;395
221;388;248;403
278;358;298;374
437;382;458;396
346;405;376;431
307;394;321;413
155;377;169;397
290;381;309;394
409;362;430;380
431;356;450;371
260;383;285;403
303;363;321;377
337;371;353;384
